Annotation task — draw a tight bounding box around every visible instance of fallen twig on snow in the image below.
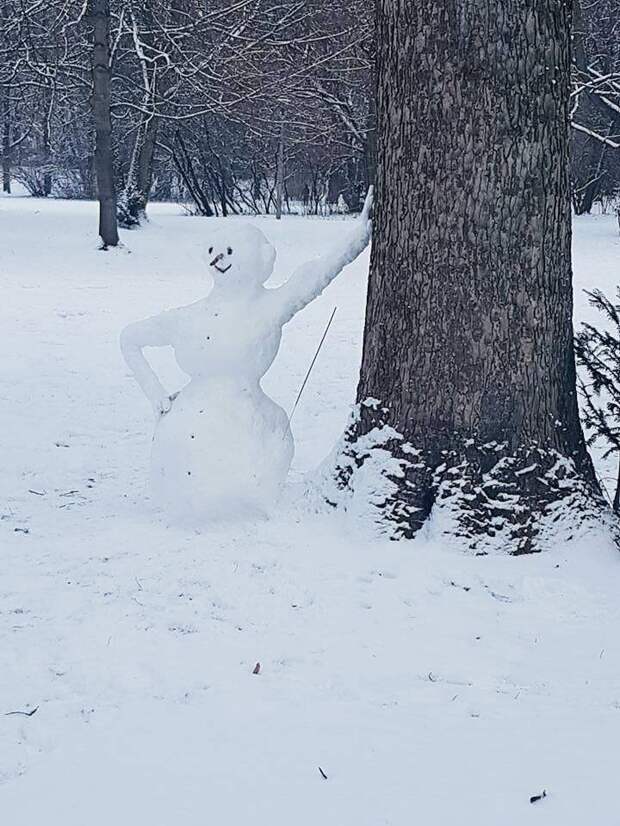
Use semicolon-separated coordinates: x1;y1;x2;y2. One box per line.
5;706;38;717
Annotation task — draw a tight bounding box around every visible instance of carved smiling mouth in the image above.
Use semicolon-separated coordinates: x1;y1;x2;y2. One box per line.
210;253;232;274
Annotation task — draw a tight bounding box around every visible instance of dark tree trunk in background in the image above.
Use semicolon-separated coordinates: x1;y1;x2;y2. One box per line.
89;0;119;247
42;99;52;197
2;85;10;194
2;0;10;194
275;123;285;220
172;129;214;217
572;134;608;215
137;117;158;203
342;0;602;552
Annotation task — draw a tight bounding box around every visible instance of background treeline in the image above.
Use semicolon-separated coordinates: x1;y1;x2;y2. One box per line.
0;0;617;223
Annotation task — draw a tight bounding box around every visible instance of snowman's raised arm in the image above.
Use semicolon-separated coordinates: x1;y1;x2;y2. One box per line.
120;311;174;417
275;187;373;323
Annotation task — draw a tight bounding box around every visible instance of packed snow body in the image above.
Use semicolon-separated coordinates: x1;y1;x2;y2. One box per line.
120;201;372;522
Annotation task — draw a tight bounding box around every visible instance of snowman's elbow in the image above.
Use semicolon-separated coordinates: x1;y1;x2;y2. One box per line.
120;325;145;362
121;320;147;347
120;325;133;353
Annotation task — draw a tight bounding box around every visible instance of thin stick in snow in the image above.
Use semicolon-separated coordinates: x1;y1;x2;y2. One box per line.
289;306;337;422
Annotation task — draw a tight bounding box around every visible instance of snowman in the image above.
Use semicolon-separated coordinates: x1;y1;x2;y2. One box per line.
121;188;373;523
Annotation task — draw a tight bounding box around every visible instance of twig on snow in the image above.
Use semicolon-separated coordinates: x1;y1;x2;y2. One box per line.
5;706;38;717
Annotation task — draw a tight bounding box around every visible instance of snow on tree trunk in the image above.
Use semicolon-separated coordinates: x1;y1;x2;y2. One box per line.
90;0;119;248
117;119;151;229
338;0;603;553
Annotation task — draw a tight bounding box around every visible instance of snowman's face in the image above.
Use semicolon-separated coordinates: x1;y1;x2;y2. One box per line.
206;225;276;290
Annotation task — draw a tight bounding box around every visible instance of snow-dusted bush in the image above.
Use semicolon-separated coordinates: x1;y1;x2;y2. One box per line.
575;288;620;511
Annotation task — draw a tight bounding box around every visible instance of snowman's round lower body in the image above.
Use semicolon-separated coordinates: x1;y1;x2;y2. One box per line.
150;379;294;524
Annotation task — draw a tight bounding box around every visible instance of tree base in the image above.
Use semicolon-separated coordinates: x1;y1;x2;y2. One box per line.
117;185;147;229
328;402;607;554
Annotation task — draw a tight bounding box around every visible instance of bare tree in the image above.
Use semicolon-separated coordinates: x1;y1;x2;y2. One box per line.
571;0;620;213
89;0;119;247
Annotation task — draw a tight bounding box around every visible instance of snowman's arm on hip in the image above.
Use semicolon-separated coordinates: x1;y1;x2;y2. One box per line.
120;313;173;410
274;214;372;323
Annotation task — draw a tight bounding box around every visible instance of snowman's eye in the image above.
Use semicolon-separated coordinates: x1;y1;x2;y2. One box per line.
227;247;233;255
208;247;213;254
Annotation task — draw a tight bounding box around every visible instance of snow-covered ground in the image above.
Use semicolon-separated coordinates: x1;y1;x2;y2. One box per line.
1;196;619;824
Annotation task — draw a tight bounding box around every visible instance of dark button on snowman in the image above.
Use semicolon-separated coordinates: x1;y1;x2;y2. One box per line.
121;189;372;523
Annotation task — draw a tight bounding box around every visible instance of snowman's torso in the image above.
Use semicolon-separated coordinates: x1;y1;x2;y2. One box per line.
170;293;282;379
151;292;294;522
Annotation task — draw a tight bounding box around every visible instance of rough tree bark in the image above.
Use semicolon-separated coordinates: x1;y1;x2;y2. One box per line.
89;0;119;248
340;0;602;552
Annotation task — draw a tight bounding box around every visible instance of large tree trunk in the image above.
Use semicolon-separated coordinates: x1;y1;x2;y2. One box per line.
341;0;602;552
90;0;119;248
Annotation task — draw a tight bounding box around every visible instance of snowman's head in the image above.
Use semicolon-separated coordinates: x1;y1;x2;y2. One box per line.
206;224;276;290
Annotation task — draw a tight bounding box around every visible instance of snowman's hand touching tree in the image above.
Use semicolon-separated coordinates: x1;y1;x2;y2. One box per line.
120;312;175;419
275;186;373;323
360;184;374;228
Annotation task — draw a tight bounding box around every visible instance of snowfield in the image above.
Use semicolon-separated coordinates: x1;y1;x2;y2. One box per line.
1;196;620;825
